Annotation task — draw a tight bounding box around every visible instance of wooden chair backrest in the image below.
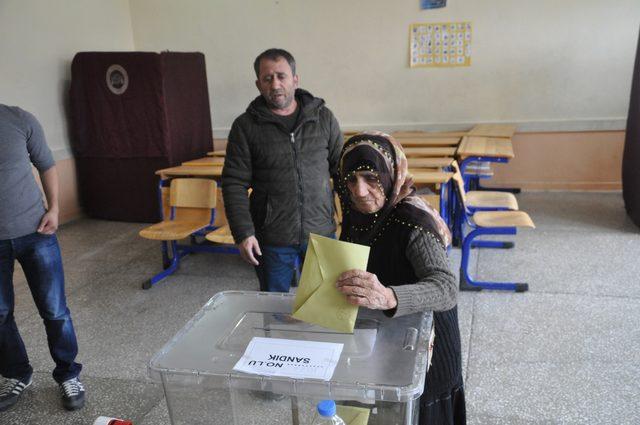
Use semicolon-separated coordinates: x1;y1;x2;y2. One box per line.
450;161;468;208
334;192;343;225
170;178;217;209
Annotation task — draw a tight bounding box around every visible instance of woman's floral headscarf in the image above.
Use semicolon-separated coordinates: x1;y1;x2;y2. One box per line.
337;131;452;248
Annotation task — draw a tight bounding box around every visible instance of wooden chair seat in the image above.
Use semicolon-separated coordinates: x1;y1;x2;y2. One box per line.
139;219;210;241
466;191;518;210
472;211;535;228
205;225;235;245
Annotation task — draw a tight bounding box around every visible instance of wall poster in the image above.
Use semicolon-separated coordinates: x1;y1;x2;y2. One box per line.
420;0;446;9
410;22;472;68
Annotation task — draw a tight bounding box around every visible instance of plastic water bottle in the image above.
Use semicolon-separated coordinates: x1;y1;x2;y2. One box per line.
93;417;133;425
310;400;346;424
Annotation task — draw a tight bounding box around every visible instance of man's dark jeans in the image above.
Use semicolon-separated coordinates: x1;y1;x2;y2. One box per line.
0;232;81;384
255;243;308;293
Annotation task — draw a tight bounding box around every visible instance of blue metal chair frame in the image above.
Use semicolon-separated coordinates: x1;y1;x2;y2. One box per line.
458;156;509;191
459;226;528;292
460;155;521;193
438;177;451;226
452;195;515;249
451;156;513;245
144;178;239;289
452;172;528;292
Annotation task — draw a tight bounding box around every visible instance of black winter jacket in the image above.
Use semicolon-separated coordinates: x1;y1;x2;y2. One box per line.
222;89;343;246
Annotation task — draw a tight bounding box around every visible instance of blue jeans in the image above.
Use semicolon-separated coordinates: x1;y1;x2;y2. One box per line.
255;243;308;293
0;232;82;384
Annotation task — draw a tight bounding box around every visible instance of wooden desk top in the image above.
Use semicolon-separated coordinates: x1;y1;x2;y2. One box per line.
392;131;468;139
398;137;461;147
206;150;226;157
156;165;451;190
410;170;454;185
183;156;453;169
403;147;457;158
407;157;454;168
182;157;225;166
467;124;516;138
457;136;514;159
156;165;222;180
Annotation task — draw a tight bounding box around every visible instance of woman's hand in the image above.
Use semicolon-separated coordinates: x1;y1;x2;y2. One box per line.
336;269;398;310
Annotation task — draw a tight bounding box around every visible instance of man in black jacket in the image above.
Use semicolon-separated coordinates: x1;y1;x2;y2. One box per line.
222;48;343;292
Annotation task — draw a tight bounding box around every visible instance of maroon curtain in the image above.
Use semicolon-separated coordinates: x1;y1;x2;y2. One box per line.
623;29;640;229
69;52;213;222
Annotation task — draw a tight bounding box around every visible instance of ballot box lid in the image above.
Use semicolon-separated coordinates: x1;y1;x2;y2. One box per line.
149;291;432;402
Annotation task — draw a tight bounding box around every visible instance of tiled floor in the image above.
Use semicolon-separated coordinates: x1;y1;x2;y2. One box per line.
1;192;639;424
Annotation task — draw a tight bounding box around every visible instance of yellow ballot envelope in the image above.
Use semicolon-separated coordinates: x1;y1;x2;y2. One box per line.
336;405;371;425
292;234;370;333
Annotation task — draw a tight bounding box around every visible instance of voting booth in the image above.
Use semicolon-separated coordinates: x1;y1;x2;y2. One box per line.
623;30;640;228
69;51;213;222
149;291;432;425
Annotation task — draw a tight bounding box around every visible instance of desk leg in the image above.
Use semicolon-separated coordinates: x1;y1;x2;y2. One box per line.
476;180;521;194
460;156;520;193
439;181;448;226
157;178;172;269
291;395;300;425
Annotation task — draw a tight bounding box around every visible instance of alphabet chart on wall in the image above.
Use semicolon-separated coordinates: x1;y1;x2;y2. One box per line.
410;22;472;67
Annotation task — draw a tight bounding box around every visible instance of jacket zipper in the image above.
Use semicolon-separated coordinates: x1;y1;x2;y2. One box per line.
290;132;304;245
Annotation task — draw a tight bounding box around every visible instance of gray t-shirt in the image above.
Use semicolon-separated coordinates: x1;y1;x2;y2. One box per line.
0;104;55;239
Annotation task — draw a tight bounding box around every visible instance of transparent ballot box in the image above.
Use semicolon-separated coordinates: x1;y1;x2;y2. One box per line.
149;291;432;425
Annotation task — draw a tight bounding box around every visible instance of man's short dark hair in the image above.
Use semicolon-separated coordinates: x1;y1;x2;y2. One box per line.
253;48;296;78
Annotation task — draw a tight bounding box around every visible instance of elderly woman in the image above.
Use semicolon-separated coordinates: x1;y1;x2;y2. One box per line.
336;132;465;425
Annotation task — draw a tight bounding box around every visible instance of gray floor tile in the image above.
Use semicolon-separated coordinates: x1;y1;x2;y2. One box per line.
56;220;146;259
116;240;256;282
515;192;637;234
457;292;475;378
0;372;163;425
19;272;259;381
475;231;640;297
466;361;640;425
139;396;171;425
5;192;640;423
468;293;640;364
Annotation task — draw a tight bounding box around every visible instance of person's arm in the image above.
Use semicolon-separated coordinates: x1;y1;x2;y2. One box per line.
336;228;457;315
37;166;60;234
22;109;57;234
221;118;261;265
387;228;457;317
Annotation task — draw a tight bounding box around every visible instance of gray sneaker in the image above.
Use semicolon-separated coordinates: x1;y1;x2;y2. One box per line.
0;377;32;412
60;377;85;411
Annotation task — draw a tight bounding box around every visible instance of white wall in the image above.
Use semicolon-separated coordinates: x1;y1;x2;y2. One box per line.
129;0;640;135
2;1;637;146
0;0;135;157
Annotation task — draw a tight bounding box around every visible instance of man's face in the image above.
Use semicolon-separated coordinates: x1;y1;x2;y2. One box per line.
255;57;299;113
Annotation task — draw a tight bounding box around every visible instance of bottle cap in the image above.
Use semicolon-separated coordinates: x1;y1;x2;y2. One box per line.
317;400;336;417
